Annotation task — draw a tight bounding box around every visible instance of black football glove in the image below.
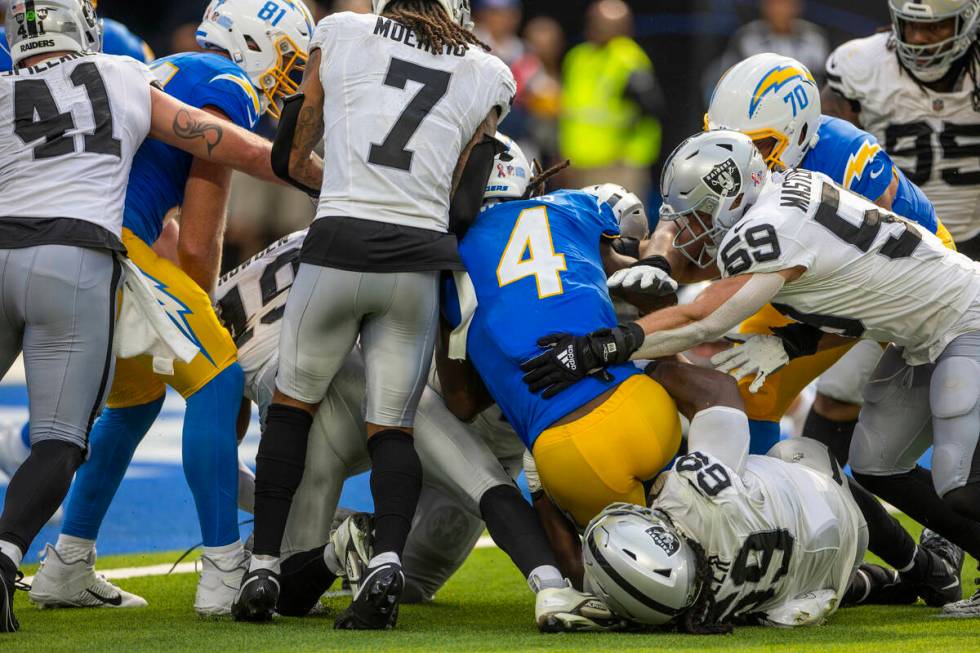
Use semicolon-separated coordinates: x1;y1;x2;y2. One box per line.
520;323;646;398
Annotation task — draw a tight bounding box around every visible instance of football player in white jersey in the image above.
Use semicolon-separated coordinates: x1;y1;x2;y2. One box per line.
584;423;867;630
823;0;980;258
215;228;621;632
521;129;980;617
0;0;321;633
234;0;516;628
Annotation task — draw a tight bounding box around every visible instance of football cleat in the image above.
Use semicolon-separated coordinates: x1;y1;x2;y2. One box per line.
535;581;625;633
334;562;404;630
0;554;18;633
911;529;965;607
330;512;374;596
195;550;249;618
942;579;980;618
231;569;280;623
28;544;147;609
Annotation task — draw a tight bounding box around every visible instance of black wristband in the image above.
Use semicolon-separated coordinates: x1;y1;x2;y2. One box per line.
620;322;646;359
632;255;672;276
771;322;823;359
611;236;641;259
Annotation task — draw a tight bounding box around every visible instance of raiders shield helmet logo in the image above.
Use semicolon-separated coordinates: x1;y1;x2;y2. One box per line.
702;158;742;198
646;525;681;557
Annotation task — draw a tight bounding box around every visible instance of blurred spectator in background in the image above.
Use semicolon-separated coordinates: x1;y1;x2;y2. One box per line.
474;0;525;64
328;0;371;16
559;0;663;201
718;0;830;82
516;16;565;165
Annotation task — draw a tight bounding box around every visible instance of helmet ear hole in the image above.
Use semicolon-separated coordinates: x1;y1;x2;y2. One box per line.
244;35;262;52
797;123;809;147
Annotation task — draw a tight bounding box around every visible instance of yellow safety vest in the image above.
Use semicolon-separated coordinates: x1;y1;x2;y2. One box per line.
559;36;661;169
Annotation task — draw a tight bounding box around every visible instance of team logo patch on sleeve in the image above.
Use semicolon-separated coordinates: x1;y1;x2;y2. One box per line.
646;525;681;557
702;158;742;198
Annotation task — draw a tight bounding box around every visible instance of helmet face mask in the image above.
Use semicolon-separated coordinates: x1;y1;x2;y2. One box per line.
889;0;980;82
659;130;769;269
197;0;315;119
706;53;820;171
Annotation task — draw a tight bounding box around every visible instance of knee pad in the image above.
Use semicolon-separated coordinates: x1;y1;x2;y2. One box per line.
930;356;980;419
768;437;843;485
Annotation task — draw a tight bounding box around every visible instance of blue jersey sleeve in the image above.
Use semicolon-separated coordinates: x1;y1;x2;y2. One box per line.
195;70;261;130
843;138;893;203
0;28;11;73
150;54;260;131
551;190;622;239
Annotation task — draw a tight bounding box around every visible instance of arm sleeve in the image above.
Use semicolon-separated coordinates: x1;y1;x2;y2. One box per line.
687;406;750;476
632;272;786;360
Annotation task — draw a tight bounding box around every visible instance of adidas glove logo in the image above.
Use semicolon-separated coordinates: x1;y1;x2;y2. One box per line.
557;345;576;371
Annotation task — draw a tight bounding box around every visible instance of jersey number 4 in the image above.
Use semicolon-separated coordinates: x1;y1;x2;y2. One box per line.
369;58;452;172
13;62;121;160
497;206;567;299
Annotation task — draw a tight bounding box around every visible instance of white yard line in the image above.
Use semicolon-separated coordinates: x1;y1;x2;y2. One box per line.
23;537;501;584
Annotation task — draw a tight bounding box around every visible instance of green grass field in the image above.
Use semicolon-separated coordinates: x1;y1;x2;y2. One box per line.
9;517;979;653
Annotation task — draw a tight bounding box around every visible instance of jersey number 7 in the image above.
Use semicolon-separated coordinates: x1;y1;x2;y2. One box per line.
497;206;567;299
368;58;452;172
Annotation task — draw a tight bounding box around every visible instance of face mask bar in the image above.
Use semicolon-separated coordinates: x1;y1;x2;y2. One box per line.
891;10;972;79
261;33;309;119
662;198;723;269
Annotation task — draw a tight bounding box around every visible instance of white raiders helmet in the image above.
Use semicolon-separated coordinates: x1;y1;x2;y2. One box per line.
659;130;769;268
706;53;821;172
484;132;532;204
581;183;650;239
4;0;101;67
197;0;315;118
583;503;700;626
373;0;474;31
889;0;980;82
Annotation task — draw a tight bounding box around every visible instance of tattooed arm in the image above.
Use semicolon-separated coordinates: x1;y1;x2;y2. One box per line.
285;49;326;191
148;87;308;185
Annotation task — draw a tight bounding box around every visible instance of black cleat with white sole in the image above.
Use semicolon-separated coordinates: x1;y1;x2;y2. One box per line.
0;554;19;633
334;562;404;630
911;529;965;607
231;569;280;623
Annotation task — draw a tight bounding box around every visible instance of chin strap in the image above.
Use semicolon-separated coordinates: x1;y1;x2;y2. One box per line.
272;93;320;198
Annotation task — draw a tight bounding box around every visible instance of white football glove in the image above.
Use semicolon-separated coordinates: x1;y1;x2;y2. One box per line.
710;334;790;394
523;450;542;495
607;265;678;296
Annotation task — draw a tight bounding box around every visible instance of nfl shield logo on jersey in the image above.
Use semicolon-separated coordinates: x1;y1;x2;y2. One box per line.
702;158;742;197
646;525;681;557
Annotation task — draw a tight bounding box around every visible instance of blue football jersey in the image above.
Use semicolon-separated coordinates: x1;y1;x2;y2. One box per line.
0;19;151;72
447;190;642;449
802;115;938;233
125;52;261;244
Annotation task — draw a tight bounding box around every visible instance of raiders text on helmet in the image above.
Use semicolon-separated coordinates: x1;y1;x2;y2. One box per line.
4;0;101;66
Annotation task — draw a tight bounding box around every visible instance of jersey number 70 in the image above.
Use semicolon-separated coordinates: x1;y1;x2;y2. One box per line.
496;206;567;299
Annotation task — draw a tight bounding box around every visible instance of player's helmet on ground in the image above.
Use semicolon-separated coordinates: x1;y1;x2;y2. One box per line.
706;53;820;172
373;0;474;30
660;130;768;268
583;504;699;626
197;0;315;118
889;0;980;82
484;132;532;204
581;183;650;239
4;0;101;67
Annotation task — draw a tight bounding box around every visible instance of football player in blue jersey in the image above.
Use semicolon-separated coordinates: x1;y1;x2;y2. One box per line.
27;0;316;618
442;136;749;534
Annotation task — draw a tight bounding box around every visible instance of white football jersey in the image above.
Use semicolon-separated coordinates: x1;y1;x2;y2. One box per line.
311;12;516;232
0;53;153;237
215;230;306;389
718;169;980;365
651;449;863;625
826;32;980;242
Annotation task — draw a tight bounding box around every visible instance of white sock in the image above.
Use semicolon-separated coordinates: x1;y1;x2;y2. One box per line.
323;543;343;576
527;565;565;593
249;554;281;574
0;540;23;569
897;545;918;573
367;552;400;569
55;534;95;563
237;459;255;513
203;541;244;563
